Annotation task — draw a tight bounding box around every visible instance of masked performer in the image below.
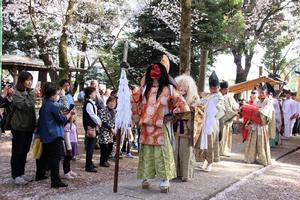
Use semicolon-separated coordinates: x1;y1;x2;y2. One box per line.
131;63;189;193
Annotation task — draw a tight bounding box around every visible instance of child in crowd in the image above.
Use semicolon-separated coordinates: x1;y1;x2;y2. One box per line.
98;96;117;167
63;114;79;179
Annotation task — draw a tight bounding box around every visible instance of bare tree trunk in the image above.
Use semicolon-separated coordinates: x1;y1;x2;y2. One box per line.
29;2;58;82
232;48;254;99
72;39;87;95
38;52;58;81
38;71;47;83
198;49;208;92
179;0;192;74
58;0;76;80
232;49;254;84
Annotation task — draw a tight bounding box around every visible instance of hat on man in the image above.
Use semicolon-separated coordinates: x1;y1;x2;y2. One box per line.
220;81;229;89
209;71;220;87
261;84;268;91
265;82;275;95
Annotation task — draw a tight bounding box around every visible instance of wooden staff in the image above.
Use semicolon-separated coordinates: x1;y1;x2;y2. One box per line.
113;41;129;193
113;129;121;193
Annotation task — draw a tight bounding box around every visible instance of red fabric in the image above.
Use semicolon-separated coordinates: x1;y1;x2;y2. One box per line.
150;64;161;79
240;103;262;141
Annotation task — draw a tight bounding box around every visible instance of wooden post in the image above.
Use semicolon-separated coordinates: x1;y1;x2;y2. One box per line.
259;66;263;77
198;49;208;92
113;129;121;193
13;66;18;85
113;41;129;193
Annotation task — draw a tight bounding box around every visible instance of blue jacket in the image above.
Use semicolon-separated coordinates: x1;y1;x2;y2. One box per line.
65;93;74;110
37;99;67;143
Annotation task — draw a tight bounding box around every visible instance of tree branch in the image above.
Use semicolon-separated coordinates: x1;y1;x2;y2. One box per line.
98;57;116;90
255;0;294;36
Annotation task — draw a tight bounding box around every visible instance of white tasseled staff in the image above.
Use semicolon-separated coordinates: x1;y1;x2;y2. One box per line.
115;69;132;130
113;41;131;193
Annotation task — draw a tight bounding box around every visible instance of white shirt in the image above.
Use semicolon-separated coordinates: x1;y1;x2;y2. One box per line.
86;99;102;126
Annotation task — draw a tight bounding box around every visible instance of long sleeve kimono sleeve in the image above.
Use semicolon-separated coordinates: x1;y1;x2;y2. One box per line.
131;88;142;124
216;94;225;120
259;98;274;121
223;95;238;122
169;87;190;113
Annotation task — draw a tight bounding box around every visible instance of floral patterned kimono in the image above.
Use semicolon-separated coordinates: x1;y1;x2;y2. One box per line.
132;85;189;180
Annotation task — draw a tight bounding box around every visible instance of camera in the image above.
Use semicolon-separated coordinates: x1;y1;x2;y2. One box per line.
1;81;14;88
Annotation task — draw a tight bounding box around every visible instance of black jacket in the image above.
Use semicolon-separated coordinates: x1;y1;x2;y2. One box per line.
0;96;12;108
82;100;97;131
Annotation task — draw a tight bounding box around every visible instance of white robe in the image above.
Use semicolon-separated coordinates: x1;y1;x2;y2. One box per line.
282;98;297;137
200;93;225;149
295;100;300;116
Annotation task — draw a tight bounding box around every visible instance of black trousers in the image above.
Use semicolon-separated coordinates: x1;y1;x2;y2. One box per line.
36;138;64;184
100;143;113;164
11;130;33;179
121;139;131;154
292;118;300;135
63;155;72;174
85;137;96;170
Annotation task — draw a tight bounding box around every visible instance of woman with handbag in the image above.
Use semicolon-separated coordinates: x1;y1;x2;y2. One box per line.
83;86;102;173
10;71;36;185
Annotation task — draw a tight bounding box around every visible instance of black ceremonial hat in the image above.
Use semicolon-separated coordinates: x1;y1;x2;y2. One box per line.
220;81;229;89
261;84;268;91
265;82;275;95
209;71;220;87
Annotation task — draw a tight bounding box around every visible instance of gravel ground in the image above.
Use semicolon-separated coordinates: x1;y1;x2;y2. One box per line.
1;103;299;200
45;136;300;200
211;150;300;200
0;104;139;200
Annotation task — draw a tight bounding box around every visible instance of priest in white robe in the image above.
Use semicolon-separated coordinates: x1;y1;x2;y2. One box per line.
219;81;239;156
197;71;225;172
282;90;297;138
